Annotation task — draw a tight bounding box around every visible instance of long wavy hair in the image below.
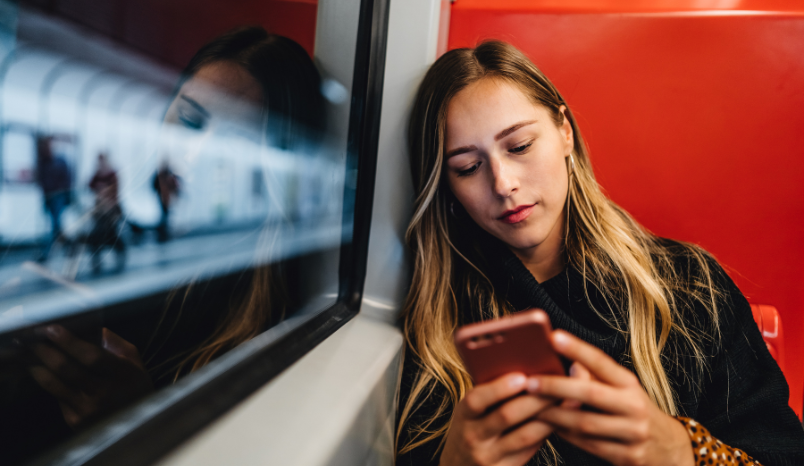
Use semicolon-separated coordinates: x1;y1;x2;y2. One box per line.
397;40;722;460
146;27;323;377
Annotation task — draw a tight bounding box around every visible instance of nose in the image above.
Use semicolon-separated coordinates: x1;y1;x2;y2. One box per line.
489;156;518;198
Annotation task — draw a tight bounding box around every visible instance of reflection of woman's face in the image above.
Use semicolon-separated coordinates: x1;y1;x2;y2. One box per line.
161;61;264;161
444;78;573;256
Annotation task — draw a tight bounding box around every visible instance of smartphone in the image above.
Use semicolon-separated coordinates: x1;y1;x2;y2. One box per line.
454;308;565;385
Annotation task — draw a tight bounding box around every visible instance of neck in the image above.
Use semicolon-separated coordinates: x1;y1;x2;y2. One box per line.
508;216;565;283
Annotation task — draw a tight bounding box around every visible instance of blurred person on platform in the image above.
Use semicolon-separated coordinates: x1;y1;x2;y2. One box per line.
87;153;126;273
152;161;180;243
35;136;72;262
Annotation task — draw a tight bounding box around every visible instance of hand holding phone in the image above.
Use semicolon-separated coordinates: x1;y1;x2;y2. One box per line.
454;308;565;385
28;325;153;428
439;309;563;466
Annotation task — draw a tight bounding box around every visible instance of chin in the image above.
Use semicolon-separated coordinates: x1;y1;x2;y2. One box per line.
495;230;548;252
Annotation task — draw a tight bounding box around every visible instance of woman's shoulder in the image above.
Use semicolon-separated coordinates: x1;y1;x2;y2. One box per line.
653;237;734;290
654;238;757;341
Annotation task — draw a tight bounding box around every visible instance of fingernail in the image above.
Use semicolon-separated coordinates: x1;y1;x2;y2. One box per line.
553;331;569;349
509;374;526;389
527;377;539;393
46;325;62;338
569;363;577;377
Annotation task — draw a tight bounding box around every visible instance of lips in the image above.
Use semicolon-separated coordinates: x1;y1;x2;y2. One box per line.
498;204;536;224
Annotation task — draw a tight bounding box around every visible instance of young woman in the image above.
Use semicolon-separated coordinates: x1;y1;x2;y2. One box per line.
154;25;324;376
396;40;804;466
27;26;323;430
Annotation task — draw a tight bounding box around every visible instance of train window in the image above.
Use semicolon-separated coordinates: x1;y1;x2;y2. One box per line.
0;0;387;464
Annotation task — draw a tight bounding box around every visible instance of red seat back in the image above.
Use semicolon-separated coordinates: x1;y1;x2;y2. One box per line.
750;304;786;374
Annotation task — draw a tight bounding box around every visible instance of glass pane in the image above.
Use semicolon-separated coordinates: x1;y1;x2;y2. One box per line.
0;1;356;463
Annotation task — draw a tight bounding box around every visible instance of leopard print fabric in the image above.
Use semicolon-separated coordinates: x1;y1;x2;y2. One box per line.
676;417;763;466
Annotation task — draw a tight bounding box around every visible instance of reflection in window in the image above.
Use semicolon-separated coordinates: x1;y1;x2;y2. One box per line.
0;1;352;463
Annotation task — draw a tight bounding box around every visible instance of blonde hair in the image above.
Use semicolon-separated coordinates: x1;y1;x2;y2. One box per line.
397;41;722;460
174;261;288;376
143;225;289;381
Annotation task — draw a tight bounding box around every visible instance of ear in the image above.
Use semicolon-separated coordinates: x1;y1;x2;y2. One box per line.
558;105;574;157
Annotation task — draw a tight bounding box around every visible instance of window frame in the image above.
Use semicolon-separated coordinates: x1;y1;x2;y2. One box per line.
25;0;390;463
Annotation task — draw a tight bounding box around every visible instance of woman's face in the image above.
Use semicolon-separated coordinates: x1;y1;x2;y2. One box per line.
444;78;573;256
161;61;264;163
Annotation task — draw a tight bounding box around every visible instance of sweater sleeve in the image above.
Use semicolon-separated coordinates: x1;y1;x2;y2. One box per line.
693;263;804;465
677;417;764;465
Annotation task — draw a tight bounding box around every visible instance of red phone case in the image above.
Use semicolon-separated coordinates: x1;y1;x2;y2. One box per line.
454;308;565;385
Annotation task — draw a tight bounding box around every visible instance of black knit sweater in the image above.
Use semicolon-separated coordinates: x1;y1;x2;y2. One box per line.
397;241;804;465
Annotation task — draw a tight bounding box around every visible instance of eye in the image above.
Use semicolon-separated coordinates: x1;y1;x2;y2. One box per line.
457;162;480;177
178;108;206;130
509;142;532;154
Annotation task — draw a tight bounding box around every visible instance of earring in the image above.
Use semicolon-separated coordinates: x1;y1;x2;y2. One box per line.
569;153;576;173
450;201;456;218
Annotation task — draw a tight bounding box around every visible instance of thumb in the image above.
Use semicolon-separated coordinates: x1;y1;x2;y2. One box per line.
101;328;144;368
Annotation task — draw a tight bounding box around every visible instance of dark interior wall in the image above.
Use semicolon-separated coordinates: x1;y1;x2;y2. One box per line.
23;0;318;67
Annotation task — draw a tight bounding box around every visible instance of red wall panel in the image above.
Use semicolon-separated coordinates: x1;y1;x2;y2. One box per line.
450;2;804;417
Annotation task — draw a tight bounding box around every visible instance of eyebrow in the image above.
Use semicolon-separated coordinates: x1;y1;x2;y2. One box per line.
445;120;537;159
495;120;537;141
180;95;210;117
445;145;477;159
